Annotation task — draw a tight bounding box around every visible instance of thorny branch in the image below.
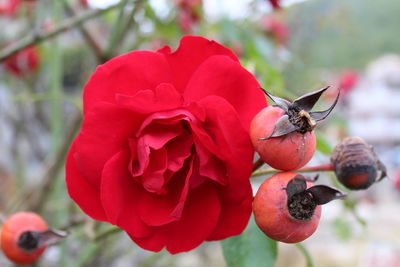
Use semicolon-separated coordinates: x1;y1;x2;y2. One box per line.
0;0;143;62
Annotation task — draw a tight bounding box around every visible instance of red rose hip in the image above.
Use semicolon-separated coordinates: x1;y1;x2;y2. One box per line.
250;87;339;171
1;212;48;264
1;212;67;264
253;172;345;243
250;106;316;170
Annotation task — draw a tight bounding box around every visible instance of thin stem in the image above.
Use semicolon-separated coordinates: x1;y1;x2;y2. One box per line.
0;1;127;62
93;227;122;242
295;243;315;267
6;112;83;213
251;163;335;178
252;158;265;172
104;0;129;56
62;0;105;63
104;0;143;59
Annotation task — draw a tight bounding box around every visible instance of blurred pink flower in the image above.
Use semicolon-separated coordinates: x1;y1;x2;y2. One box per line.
3;46;40;76
175;0;202;33
338;70;359;94
261;15;289;46
0;0;20;16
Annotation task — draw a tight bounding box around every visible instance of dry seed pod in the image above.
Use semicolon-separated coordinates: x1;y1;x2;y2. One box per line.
331;137;387;190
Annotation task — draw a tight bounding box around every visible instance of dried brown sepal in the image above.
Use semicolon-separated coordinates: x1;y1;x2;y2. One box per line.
285;175;346;220
18;229;68;251
306;185;346;205
260;86;339;139
285;175;307;200
292;86;330;111
331;136;387;190
309;89;340;122
259;115;298;139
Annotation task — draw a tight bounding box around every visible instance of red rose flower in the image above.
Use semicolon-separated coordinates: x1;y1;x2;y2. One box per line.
66;36;267;253
3;46;39;76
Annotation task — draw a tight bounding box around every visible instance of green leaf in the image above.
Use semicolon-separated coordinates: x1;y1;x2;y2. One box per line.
316;132;332;155
222;216;277;267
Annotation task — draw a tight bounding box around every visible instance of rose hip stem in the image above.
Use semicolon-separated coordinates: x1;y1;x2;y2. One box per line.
252;163;335;177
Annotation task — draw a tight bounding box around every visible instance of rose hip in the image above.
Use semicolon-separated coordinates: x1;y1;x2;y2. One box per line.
1;212;67;264
253;172;345;243
250;106;316;170
1;212;48;264
331;137;387;190
250;87;339;171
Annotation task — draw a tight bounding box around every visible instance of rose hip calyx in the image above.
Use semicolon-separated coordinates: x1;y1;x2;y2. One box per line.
17;229;68;251
260;86;339;139
285;175;346;220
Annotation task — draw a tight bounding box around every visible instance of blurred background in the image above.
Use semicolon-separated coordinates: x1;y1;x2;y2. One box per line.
1;0;400;266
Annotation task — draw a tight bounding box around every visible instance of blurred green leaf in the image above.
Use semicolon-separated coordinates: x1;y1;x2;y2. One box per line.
332;217;352;241
222;216;277;267
316;131;332;155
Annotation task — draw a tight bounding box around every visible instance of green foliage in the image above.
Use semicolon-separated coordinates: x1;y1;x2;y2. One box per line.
332;217;352;241
222;216;277;267
316;131;332;155
284;0;400;92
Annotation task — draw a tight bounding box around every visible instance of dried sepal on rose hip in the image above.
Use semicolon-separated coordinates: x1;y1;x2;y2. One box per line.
331;136;387;190
253;172;346;243
250;86;339;171
0;212;68;264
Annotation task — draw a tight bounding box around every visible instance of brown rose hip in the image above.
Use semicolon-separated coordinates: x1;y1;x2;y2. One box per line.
331;136;387;190
253;172;345;243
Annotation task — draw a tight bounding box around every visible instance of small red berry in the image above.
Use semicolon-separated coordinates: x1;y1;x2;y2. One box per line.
253;172;345;243
250;87;339;171
1;212;48;264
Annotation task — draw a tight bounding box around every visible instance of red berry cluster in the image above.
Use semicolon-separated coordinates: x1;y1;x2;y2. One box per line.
249;87;386;243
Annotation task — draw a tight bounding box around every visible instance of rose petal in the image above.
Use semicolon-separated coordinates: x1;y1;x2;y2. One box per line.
74;103;144;188
83;51;172;115
100;149;154;239
195;143;228;185
130;180;221;254
66;141;107;221
206;193;252;240
141;122;182;150
158;36;239;93
165;130;193;172
163;181;221;254
141;148;168;194
184;55;267;130
115;83;183;114
136;109;193;135
137;156;194;226
197;96;254;202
